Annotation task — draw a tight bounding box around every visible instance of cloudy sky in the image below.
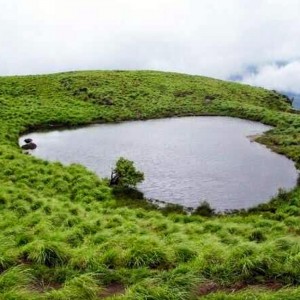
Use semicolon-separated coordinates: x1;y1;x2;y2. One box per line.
1;0;300;96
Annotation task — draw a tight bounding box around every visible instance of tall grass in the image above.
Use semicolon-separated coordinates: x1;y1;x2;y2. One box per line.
0;70;299;298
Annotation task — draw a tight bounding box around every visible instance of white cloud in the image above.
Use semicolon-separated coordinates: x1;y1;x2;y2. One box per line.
0;0;300;96
240;61;300;94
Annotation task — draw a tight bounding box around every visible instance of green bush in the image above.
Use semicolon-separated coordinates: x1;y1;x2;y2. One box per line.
193;201;215;217
110;157;144;188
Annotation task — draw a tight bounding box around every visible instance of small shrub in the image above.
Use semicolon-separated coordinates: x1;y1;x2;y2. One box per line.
248;230;266;243
193;201;215;217
0;266;32;293
175;246;197;263
161;203;186;215
126;244;169;269
22;240;69;267
110;157;144;188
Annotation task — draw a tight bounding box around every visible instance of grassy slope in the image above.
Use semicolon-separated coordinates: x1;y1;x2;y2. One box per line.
0;70;299;300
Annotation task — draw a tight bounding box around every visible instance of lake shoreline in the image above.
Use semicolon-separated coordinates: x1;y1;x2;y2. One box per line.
20;116;298;212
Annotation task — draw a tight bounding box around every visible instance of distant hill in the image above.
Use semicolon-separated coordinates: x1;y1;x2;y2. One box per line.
292;95;300;109
294;97;300;109
284;92;300;109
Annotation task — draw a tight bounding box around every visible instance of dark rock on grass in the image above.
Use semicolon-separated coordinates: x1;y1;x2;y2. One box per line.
24;138;33;143
73;87;88;95
204;95;216;103
21;142;37;150
101;97;114;105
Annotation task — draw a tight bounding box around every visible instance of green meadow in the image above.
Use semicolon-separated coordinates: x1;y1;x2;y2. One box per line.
0;70;299;299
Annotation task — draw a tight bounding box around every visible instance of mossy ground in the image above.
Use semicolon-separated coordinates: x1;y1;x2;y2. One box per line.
0;71;299;299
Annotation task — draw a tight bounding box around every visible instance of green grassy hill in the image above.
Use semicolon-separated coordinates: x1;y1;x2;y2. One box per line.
0;70;299;299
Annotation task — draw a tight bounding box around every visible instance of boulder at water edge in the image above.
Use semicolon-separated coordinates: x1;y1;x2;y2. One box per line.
21;142;37;150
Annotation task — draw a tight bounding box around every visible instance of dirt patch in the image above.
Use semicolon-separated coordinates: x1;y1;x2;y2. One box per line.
194;280;284;297
258;281;283;291
19;258;32;265
196;281;219;295
98;282;125;299
247;134;262;142
30;280;62;293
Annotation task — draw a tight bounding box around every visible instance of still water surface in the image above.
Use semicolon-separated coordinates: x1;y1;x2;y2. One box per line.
20;117;298;211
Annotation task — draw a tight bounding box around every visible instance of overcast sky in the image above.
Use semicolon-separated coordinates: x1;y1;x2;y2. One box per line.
1;0;300;94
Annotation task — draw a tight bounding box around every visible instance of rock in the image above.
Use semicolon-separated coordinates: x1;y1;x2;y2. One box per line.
204;95;216;102
102;98;114;105
21;142;37;150
73;87;88;96
24;138;33;143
